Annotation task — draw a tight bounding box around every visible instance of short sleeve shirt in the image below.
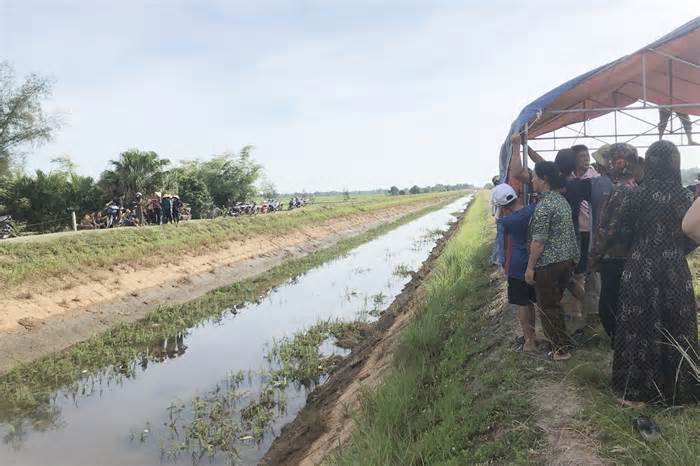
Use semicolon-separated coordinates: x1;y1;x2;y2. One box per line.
500;204;536;279
529;191;580;268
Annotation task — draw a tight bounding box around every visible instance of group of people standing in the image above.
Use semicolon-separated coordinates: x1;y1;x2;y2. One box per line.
493;136;699;407
79;192;187;230
142;192;185;225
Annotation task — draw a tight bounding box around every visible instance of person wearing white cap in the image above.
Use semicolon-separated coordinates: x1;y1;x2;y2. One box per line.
492;183;538;352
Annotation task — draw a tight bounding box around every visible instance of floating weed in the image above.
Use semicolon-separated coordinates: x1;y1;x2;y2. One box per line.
265;319;358;386
369;292;387;317
155;318;362;465
343;287;359;301
393;264;412;278
157;371;246;465
372;291;386;306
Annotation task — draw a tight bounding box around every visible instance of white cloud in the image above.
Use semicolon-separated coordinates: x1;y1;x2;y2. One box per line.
2;0;699;191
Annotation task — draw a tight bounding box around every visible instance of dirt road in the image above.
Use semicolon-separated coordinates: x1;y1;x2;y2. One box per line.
0;198;446;375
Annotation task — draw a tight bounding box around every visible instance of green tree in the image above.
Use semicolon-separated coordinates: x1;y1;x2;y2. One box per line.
99;149;170;202
3;159;100;232
0;62;59;177
409;185;421;195
389;186;399;196
178;175;212;219
196;145;262;206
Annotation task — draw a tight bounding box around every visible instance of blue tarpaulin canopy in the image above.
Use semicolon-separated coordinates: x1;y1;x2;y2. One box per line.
499;17;700;181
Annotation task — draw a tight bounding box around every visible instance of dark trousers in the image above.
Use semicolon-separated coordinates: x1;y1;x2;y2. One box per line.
598;258;624;343
534;260;574;352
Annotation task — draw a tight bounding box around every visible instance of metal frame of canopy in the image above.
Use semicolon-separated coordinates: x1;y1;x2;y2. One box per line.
521;47;700;160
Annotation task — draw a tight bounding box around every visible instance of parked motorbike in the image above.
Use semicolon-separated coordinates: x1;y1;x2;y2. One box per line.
0;215;14;239
266;200;280;212
289;197;307;209
104;203;121;228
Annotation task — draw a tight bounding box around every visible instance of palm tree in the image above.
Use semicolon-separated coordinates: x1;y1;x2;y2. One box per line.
99;149;170;201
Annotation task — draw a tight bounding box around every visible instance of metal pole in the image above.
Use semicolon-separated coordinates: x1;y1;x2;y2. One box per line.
642;52;647;106
613;93;618;143
71;211;77;232
523;122;529;205
647;48;700;70
548;102;700;114
530;130;700;141
669;59;674;136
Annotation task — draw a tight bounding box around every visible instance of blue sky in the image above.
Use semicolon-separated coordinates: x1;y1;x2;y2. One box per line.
1;0;699;192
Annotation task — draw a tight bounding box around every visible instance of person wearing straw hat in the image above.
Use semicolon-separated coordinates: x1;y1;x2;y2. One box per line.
161;194;173;224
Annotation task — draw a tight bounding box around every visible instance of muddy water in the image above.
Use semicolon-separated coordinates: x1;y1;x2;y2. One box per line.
0;195;472;466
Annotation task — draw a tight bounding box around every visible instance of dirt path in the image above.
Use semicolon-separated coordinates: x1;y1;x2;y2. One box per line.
260;206;465;465
0;198;444;375
532;381;606;466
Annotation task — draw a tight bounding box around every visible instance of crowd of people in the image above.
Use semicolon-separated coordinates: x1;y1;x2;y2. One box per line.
492;136;699;407
78;192;190;229
77;193;311;230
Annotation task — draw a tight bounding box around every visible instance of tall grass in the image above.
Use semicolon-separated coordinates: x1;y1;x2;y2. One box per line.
332;192;540;465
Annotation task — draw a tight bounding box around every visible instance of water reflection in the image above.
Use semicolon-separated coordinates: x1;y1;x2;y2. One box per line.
0;195;472;466
1;330;193;451
140;333;188;369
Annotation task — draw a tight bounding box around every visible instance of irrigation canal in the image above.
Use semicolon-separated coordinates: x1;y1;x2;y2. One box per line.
0;195;472;466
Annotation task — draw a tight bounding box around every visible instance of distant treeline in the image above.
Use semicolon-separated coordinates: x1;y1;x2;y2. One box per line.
387;183;473;196
301;183;473;198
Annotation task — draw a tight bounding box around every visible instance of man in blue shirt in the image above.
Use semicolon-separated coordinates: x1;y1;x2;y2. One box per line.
493;183;537;352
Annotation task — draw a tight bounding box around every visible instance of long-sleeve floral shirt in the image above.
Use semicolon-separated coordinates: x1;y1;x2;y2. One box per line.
590;179;637;263
529;191;579;268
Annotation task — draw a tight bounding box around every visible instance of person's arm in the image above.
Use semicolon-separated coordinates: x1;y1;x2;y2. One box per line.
682;197;700;244
525;203;549;285
527;146;545;164
507;132;531;184
525;240;544;285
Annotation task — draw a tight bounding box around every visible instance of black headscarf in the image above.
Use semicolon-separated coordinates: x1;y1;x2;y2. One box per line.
645;140;681;185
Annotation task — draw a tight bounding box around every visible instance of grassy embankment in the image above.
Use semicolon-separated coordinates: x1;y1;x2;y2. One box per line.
333;192;542;464
333;191;700;465
0;191;459;289
0;194;462;425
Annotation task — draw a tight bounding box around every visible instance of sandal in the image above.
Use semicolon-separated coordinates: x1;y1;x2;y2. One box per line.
547;350;572;361
632;415;661;442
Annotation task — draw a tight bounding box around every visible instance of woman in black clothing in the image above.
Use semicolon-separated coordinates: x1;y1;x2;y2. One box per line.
609;140;698;406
